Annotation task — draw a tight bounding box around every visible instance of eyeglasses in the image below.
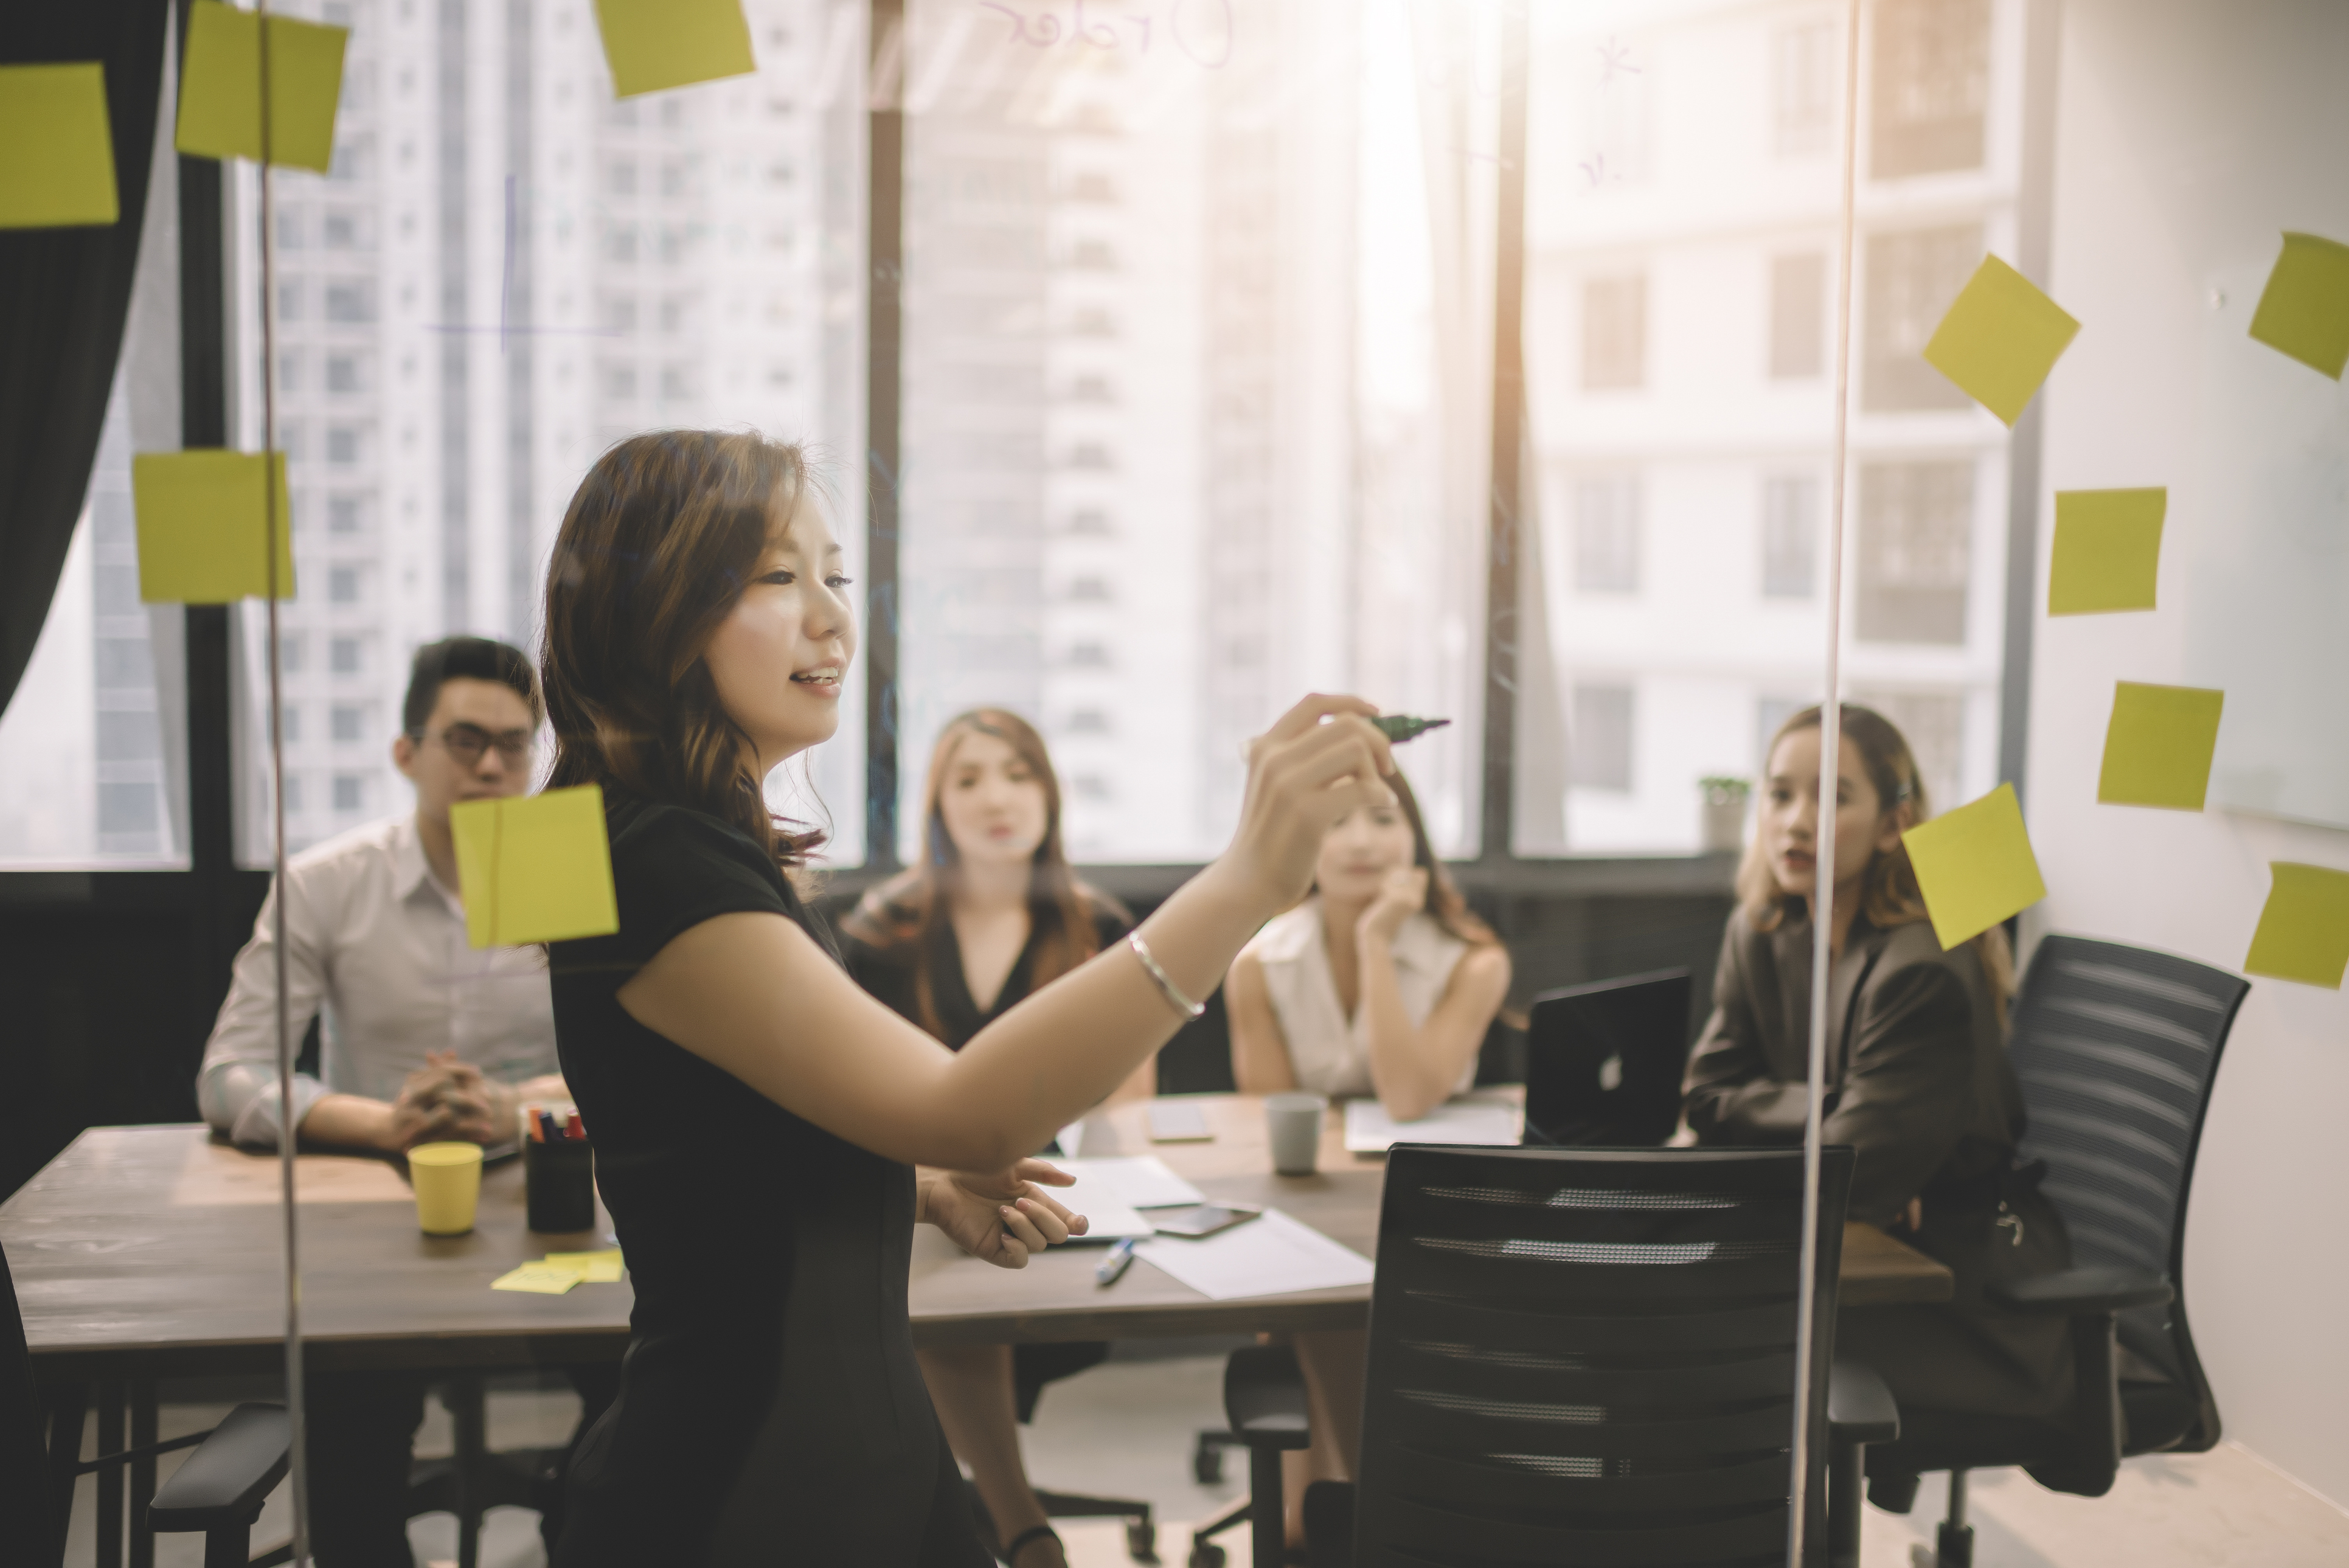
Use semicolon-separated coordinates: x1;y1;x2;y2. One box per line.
417;723;536;766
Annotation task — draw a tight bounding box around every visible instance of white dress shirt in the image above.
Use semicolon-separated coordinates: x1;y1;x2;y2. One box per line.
196;813;559;1147
1243;897;1477;1100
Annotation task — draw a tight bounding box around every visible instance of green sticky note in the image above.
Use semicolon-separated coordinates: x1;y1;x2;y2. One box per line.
491;1262;584;1295
544;1249;625;1283
175;0;349;173
451;785;620;949
2243;863;2349;989
0;63;119;229
2097;682;2222;811
1922;254;2081;427
2049;488;2164;615
2247;232;2349;380
131;451;296;604
594;0;757;98
1901;783;2048;951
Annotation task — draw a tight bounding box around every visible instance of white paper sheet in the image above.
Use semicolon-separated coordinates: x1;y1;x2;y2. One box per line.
1042;1164;1156;1241
1052;1156;1207;1211
1342;1097;1522;1153
1134;1208;1375;1300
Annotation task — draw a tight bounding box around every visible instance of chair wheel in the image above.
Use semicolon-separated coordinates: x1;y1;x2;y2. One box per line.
1187;1544;1226;1568
1126;1517;1158;1561
1192;1437;1224;1485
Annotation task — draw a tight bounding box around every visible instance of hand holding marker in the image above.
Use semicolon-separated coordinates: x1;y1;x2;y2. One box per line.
1371;716;1449;744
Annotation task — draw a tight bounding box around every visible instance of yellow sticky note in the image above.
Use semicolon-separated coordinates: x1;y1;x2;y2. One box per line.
131;451;296;604
451;785;620;949
2243;863;2349;990
2097;683;2222;812
1922;254;2081;427
544;1249;625;1283
1901;783;2047;951
0;63;119;229
594;0;757;98
2049;489;2163;616
175;0;349;173
491;1262;586;1296
2248;232;2349;381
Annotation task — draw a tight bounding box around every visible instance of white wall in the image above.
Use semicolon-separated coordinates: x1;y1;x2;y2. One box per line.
2028;0;2349;1508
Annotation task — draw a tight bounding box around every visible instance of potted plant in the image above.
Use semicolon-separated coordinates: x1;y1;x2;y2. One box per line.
1698;776;1750;853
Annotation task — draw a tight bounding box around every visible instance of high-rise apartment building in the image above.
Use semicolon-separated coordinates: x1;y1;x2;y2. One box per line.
900;0;1360;862
236;0;858;856
1527;0;2021;851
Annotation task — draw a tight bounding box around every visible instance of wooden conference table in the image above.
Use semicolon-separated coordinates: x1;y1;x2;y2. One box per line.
5;1096;1949;1561
5;1094;1952;1379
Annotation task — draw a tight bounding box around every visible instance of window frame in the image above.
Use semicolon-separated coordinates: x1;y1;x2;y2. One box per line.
0;0;2057;920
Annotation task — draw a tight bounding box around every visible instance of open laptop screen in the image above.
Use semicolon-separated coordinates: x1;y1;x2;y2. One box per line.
1523;969;1695;1147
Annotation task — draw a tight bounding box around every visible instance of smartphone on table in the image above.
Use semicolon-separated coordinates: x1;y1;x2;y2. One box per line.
1150;1202;1262;1239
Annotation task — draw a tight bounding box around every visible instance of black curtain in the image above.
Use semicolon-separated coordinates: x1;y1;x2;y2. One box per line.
0;1;167;718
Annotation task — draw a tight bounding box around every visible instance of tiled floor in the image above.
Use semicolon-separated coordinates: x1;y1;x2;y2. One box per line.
57;1354;2349;1567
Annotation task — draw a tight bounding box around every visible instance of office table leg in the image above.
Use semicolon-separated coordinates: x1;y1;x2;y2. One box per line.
43;1381;89;1563
129;1380;158;1568
97;1379;124;1568
448;1376;487;1568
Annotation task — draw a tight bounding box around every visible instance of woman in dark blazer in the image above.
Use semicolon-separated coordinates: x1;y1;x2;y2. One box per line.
1681;705;2072;1424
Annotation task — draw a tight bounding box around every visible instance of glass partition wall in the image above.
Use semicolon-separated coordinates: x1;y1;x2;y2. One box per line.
0;1;2070;1561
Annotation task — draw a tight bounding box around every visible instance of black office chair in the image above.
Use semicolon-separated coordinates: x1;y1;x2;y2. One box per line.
1859;935;2249;1567
5;1243;291;1567
1218;1143;1884;1568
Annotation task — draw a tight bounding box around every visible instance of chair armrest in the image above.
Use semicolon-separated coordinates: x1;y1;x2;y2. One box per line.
1987;1268;2173;1317
1223;1344;1311;1450
147;1403;290;1533
1827;1358;1899;1447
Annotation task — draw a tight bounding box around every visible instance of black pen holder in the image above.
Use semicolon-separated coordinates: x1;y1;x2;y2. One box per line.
525;1137;596;1234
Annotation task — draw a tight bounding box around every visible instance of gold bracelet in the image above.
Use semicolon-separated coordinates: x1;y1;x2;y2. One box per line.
1126;931;1206;1021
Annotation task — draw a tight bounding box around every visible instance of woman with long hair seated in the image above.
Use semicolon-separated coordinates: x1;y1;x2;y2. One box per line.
1223;771;1513;1537
839;709;1147;1568
536;429;1399;1566
1681;704;2073;1452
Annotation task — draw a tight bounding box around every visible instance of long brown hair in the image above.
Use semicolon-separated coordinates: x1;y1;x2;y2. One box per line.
840;709;1123;1039
1740;704;2014;1021
540;430;827;870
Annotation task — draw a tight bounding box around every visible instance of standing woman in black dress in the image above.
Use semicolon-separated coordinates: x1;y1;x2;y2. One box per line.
537;429;1398;1566
841;709;1147;1568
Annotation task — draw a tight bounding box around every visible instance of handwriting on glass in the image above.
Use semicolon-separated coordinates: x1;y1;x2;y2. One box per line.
978;0;1235;68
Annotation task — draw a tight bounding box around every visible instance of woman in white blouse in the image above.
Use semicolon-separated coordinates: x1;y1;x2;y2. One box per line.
1224;769;1513;1538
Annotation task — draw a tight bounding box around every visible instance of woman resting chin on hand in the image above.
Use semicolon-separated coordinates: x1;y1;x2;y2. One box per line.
1223;770;1512;1544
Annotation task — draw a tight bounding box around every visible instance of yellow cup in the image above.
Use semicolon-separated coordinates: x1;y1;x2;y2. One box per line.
409;1142;484;1236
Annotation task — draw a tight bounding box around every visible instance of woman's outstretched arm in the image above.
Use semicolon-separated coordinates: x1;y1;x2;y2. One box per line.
618;696;1394;1171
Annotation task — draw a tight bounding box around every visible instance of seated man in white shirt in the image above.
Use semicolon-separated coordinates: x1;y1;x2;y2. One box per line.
197;636;604;1567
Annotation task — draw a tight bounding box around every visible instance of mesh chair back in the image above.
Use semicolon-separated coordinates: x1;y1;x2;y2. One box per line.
2007;935;2246;1446
1354;1145;1853;1567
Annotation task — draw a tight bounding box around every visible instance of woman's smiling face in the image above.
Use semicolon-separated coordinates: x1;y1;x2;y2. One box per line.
700;490;857;774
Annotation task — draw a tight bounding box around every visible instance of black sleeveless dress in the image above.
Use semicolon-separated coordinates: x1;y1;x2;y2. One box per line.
547;798;989;1566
